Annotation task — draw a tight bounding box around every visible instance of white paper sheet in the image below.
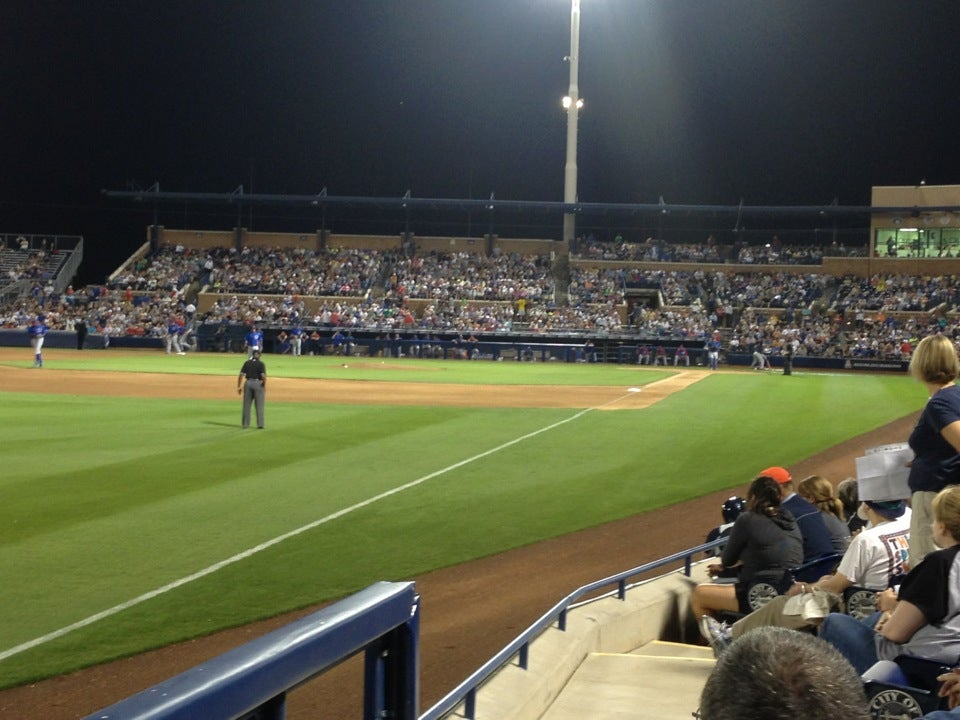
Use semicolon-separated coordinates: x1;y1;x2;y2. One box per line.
855;443;913;501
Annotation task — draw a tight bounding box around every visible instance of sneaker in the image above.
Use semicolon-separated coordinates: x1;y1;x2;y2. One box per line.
699;616;732;658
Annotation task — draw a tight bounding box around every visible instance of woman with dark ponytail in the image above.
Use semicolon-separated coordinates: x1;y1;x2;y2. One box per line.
691;475;804;622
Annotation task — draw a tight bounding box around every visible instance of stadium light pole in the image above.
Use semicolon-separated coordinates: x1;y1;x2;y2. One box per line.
562;0;583;248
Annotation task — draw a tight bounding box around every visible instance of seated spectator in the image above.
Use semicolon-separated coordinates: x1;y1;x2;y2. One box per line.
702;499;910;655
698;627;870;720
920;667;960;718
761;466;837;580
819;485;960;674
704;496;746;559
691;476;803;622
838;477;869;536
798;475;851;554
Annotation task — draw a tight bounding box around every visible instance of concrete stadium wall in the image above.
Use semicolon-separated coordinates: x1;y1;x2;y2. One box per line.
327;233;403;250
821;255;960;276
461;563;711;720
243;230;319;251
148;227;557;257
414;236;489;253
157;228;237;250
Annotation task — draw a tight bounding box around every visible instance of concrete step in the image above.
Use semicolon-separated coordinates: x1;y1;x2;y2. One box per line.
539;649;714;720
628;640;714;659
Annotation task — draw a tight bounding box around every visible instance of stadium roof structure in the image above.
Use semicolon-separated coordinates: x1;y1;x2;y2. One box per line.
103;186;960;220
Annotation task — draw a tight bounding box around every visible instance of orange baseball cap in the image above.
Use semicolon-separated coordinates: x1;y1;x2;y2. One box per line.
758;466;792;484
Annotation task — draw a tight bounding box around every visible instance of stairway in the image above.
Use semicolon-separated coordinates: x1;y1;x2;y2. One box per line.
539;641;715;720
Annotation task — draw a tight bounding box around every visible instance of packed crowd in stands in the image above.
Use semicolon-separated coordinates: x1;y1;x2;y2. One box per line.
831;273;960;312
108;245;390;297
0;245;64;284
199;294;519;333
4;241;960;361
568;267;833;310
572;233;866;265
382;249;554;303
632;306;715;341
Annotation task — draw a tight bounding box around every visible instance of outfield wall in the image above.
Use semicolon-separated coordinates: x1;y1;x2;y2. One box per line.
0;329;911;372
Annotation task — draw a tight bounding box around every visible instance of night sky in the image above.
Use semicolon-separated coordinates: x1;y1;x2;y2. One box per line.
3;1;960;281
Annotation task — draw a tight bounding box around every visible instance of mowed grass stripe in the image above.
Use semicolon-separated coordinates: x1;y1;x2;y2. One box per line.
0;370;923;687
1;396;624;684
1;351;673;385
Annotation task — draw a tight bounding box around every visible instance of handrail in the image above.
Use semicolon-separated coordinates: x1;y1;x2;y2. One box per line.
419;540;723;720
84;581;420;720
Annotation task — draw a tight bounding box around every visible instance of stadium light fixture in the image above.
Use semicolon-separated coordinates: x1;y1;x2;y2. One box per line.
562;0;582;248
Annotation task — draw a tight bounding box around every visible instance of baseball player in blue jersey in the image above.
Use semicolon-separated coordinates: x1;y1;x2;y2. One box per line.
165;318;184;355
244;325;264;358
706;335;721;370
28;315;48;367
289;325;303;357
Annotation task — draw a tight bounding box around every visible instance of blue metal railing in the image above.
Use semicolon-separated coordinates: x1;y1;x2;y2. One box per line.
82;581;420;720
419;540;722;720
78;540;724;720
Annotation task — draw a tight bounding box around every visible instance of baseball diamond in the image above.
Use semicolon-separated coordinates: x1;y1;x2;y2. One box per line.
0;347;920;719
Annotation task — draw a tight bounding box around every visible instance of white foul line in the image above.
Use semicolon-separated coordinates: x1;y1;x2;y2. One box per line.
0;390;635;663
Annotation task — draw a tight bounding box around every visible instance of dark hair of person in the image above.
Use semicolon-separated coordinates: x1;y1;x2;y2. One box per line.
746;476;782;517
699;627;870;720
836;477;859;519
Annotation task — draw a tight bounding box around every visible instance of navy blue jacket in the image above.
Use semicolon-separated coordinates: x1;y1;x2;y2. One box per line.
782;493;835;564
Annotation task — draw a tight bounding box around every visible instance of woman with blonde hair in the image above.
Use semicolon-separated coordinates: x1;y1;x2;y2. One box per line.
906;333;960;566
798;475;850;553
819;485;960;673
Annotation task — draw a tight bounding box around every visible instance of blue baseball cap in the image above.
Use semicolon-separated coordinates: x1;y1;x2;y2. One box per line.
864;500;906;519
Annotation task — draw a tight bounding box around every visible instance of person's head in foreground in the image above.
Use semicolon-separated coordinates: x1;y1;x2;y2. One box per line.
933;484;960;547
909;333;959;386
699;626;869;720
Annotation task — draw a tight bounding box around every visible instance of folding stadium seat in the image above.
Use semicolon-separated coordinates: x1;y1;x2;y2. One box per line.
791;552;842;583
862;655;953;719
842;586;879;621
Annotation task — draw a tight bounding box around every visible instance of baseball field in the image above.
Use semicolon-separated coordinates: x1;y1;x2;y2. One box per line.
0;347;924;718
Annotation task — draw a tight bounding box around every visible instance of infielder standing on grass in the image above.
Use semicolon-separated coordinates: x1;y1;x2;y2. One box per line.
238;349;267;429
244;324;264;358
165;317;184;355
28;315;48;367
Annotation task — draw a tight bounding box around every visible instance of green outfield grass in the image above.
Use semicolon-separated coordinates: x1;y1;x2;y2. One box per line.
0;357;925;688
8;351;671;385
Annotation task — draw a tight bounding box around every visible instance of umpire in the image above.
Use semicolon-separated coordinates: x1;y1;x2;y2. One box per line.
237;349;267;429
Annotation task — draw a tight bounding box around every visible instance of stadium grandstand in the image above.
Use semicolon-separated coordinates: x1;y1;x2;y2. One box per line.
3;197;960;372
6;185;960;720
